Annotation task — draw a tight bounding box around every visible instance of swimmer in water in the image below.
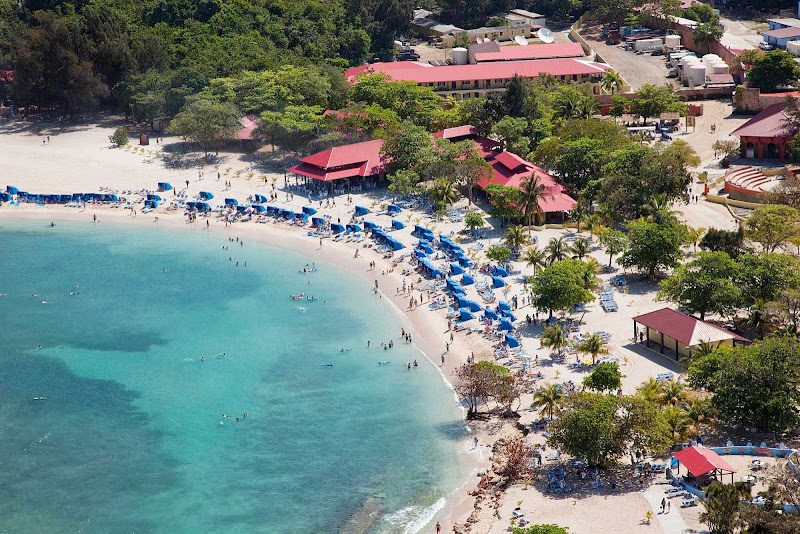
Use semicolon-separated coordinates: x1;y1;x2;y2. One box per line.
201;356;204;361
300;307;305;313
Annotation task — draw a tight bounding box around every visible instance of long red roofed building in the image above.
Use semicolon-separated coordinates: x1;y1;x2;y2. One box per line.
731;102;797;160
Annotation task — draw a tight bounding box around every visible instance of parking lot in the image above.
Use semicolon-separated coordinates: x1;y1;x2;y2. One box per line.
578;22;680;90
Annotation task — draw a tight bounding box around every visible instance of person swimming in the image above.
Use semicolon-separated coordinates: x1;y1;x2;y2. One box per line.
322;363;334;367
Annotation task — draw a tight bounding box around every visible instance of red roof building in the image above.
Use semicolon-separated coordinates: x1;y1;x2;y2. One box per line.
286;139;385;183
477;151;576;216
472;42;585;63
432;125;501;160
345;59;611;100
236;115;260;141
673;446;736;481
633;307;749;360
731;102;797;160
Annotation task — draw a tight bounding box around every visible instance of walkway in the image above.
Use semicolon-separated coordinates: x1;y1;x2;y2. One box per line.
643;485;694;534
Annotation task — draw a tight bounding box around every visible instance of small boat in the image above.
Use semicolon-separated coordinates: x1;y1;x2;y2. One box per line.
298;267;319;273
379;361;391;365
290;294;305;300
305;296;317;301
322;363;334;367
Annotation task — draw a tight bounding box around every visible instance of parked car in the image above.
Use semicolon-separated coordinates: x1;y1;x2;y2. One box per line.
667;69;678;78
758;41;774;51
651;49;664;56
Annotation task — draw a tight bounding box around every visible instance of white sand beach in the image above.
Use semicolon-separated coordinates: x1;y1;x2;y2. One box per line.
0;116;737;533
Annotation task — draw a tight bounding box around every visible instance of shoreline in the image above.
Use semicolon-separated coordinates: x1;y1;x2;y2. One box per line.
0;205;491;532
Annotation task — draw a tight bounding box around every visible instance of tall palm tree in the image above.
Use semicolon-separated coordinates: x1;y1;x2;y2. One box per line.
519;174;552;228
595;204;619;227
685;397;717;432
540;324;567;353
636;378;665;405
661;405;693;446
531;383;565;421
579;261;601;292
570;239;590;260
545;237;569;265
601;70;624;95
570;203;587;233
523;247;547;275
660;381;687;407
642;193;670;221
554;94;579;121
504;224;530;250
577;99;598;119
577;333;609;364
747;299;769;339
428;178;458;210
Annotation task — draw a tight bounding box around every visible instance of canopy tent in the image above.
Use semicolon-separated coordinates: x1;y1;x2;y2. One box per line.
199;191;214;200
502;310;517;322
6;186;19;194
250;205;267;213
458;256;473;268
388;238;404;251
354;205;370;216
225;198;239;206
330;223;346;234
311;216;326;228
236;205;250;213
346;224;362;233
459;308;474;321
415;248;427;258
505;334;520;348
391;219;405;230
364;221;379;230
419;258;443;279
493;266;509;277
267;206;279;216
144;200;158;209
498;301;511;311
280;209;295;219
673;446;736;482
461;274;475;286
146;194;162;201
157;182;173;191
387;204;402;215
419;242;434;255
302;206;317;215
499;318;514;331
492;276;506;288
464;299;481;312
483;308;499;320
253;194;267;203
450;262;464;275
455;294;469;309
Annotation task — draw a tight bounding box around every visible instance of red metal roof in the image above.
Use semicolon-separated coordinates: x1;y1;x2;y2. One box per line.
763;27;800;39
478;151;576;213
236;115;259;141
433;125;480;138
0;70;12;82
300;139;384;169
473;42;585;62
673;446;736;477
633;307;749;346
345;59;611;84
731;103;796;139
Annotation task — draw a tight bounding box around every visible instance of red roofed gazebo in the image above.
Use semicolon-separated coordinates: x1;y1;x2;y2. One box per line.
286;139;386;191
673;446;736;482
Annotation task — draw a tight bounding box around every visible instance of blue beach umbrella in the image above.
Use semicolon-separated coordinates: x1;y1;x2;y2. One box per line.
391;219;405;230
483;308;499;320
354;205;369;216
200;191;214;200
492;276;506;288
505;334;520;348
461;274;475;286
465;299;481;312
450;262;464;275
459;308;474;321
303;206;317;215
498;301;511;311
499;318;514;331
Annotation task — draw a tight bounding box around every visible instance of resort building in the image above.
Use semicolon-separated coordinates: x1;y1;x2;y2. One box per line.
763;18;800;49
285;139;385;189
345;58;613;100
440;23;541;48
477;151;577;221
673;446;737;484
432;125;501;160
731;102;797;160
411;9;463;39
504;9;546;28
467;41;585;64
633;307;749;361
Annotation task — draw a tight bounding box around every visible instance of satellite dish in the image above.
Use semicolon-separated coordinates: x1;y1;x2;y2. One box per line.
476;37;484;44
538;28;555;43
514;35;529;46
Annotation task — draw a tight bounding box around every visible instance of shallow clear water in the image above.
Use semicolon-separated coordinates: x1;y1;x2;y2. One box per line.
0;220;467;533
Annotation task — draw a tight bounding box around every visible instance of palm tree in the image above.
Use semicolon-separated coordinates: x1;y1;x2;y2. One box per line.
570;203;587;233
504;224;530;250
747;299;769;339
636;378;664;404
579;261;601;292
428;178;458;210
570;238;590;260
595;205;618;227
642;193;670;221
577;99;598;119
691;340;716;360
554;93;579;121
577;333;609;364
531;383;565;421
685;397;716;432
519;174;551;228
662;405;693;446
545;237;568;265
660;381;687;407
540;324;567;353
601;70;624;95
585;213;606;237
523;247;547;275
686;227;705;254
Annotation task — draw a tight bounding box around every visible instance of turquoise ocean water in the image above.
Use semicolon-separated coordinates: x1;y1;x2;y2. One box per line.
0;220;467;533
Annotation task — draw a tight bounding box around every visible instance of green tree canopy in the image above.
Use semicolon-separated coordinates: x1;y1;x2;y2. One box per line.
745;205;800;252
621;218;687;279
687;336;800;433
169;99;240;155
582;362;624;392
747;50;800;93
657;251;741;320
530;259;597;318
632;84;686;124
548;392;671;468
484;184;524;226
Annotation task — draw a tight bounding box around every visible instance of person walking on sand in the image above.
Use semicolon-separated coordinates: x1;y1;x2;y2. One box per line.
436;521;441;533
